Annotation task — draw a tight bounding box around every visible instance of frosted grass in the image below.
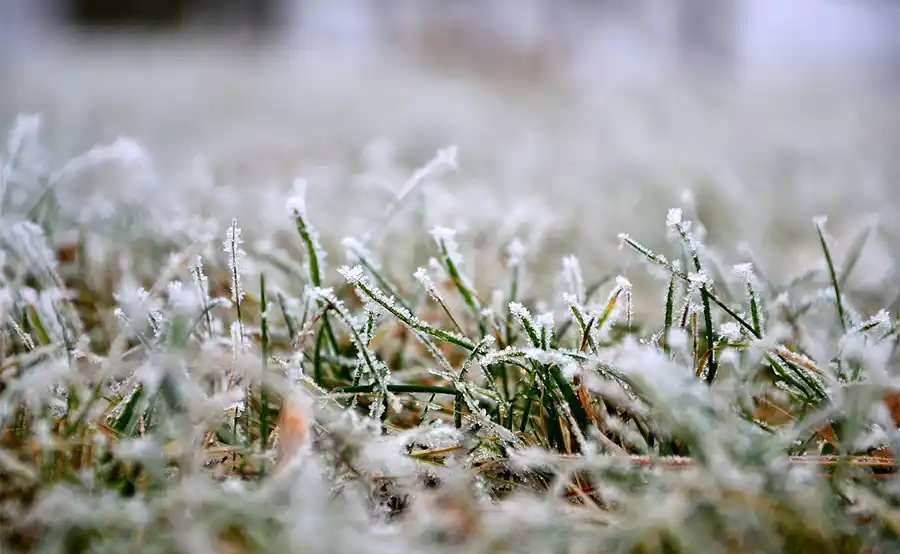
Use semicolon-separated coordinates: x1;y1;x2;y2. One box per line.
1;44;900;554
5;45;900;319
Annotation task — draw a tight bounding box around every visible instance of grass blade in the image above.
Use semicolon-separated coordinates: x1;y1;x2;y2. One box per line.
814;216;847;332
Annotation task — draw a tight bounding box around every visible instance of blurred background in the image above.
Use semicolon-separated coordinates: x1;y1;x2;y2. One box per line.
1;0;899;317
3;0;900;84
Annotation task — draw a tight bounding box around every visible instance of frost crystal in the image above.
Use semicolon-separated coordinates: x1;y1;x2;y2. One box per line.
388;145;460;213
666;207;683;228
134;287;164;338
507;237;526;268
190;256;210;302
430;225;463;265
613;276;634;327
230;321;246;355
338;265;364;285
341;236;376;268
9;319;35;351
562;255;585;303
166;280;201;311
535;312;555;333
871;310;892;327
508;301;531;321
733;263;755;282
55;137;151;181
2;114;42;198
720;322;743;342
414;267;443;301
435;145;459;169
688;271;711;286
859;310;892;334
6;113;41;160
223;219;246;304
0;288;12;321
287;177;307;218
7;220;57;274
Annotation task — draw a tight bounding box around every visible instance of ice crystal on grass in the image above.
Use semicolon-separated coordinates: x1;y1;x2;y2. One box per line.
6;220;57;275
224;218;246;305
9;319;35;351
6;90;900;554
733;262;755;283
189;256;209;297
666;207;682;228
1;114;43;207
289;182;329;287
535;312;555;338
414;266;444;302
342;236;378;269
165;280;199;312
508;301;531;322
507;237;526;268
687;270;710;286
54;137;152;183
720;322;743;342
388;145;459;215
561;254;585;304
138;287;165;339
5;114;42;162
430;225;462;266
855;309;893;337
338;264;364;285
287;177;308;218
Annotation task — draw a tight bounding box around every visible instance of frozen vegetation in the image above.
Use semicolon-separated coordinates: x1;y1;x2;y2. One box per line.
2;43;900;552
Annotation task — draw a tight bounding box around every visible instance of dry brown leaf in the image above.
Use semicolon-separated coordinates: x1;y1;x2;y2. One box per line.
883;389;900;427
274;389;314;473
574;376;597;428
752;393;796;426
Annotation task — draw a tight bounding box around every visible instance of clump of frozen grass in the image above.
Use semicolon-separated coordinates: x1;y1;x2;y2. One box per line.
2;116;900;554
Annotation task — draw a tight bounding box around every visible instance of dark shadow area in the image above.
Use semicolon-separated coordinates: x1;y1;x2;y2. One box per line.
65;0;188;28
61;0;282;35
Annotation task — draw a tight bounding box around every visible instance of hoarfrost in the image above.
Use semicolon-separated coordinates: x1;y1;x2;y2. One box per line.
507;237;526;268
223;218;246;305
535;312;555;334
287;177;308;218
6;220;57;274
720;322;743;342
5;113;42;161
430;225;463;266
561;254;585;303
338;264;364;285
733;262;756;282
688;270;711;286
54;137;152;182
341;236;377;269
413;267;443;302
508;301;531;322
666;207;682;228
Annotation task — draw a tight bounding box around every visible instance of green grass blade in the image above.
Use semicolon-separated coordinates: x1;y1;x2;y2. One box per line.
340;266;477;351
662;273;677;351
814;216;847;332
259;273;270;456
838;218;876;288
